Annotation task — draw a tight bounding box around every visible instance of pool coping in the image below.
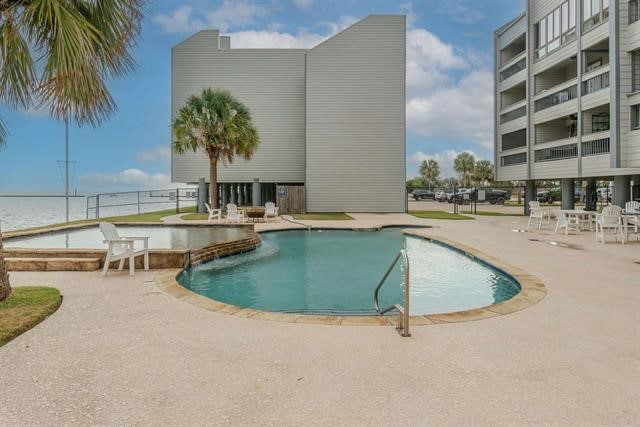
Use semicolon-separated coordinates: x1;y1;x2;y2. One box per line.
153;228;547;326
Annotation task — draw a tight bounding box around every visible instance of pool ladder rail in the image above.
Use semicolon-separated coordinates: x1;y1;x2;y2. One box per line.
374;249;410;337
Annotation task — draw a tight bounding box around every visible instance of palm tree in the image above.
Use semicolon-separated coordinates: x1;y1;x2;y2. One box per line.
419;159;440;190
0;0;143;301
474;160;494;186
453;152;476;187
172;88;260;209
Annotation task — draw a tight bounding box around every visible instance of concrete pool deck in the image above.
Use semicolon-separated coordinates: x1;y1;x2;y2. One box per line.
1;214;638;425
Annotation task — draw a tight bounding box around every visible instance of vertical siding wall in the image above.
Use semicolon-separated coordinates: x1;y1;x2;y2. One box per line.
171;32;306;183
305;16;406;212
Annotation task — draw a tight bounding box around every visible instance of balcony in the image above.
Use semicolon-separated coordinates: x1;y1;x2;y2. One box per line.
582;70;609;95
501;128;527;151
500;81;526;110
500;104;526;125
501;152;527;166
535;115;577;144
500;34;526;67
534;143;578;162
534;57;577;95
500;57;526;82
581;132;610;156
534;84;577;112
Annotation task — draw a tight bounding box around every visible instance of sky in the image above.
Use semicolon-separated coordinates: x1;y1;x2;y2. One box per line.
0;0;525;193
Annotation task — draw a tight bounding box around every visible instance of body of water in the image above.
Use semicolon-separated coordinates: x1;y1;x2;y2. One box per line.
0;193;196;232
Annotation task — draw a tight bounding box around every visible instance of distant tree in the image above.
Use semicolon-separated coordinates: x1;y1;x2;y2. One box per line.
453;152;476;187
173;88;260;209
474;160;494;186
0;0;143;302
406;177;425;189
419;159;440;189
441;177;460;189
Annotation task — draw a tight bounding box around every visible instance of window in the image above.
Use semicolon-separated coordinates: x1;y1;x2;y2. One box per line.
631;0;640;24
501;152;527;166
536;0;576;59
584;0;609;31
632;105;640;130
632;50;640;92
592;113;610;132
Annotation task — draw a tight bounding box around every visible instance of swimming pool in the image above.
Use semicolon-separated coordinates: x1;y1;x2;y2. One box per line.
5;225;249;249
177;228;521;315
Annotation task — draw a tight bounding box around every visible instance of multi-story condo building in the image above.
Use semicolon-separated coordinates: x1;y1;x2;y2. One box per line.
495;0;640;208
171;15;406;213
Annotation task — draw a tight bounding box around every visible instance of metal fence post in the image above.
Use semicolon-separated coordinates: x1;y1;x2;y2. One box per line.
85;197;89;219
96;194;100;219
176;187;180;213
137;191;141;215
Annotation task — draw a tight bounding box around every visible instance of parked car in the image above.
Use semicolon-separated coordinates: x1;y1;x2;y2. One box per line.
435;190;448;202
451;188;510;205
447;188;470;203
597;187;613;202
537;187;581;203
412;189;435;200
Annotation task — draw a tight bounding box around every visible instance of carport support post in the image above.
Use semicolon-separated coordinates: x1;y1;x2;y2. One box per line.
561;178;575;210
613;175;631;207
633;175;640;200
222;184;229;208
524;180;536;215
252;178;261;207
238;184;244;206
230;183;237;204
197;178;207;213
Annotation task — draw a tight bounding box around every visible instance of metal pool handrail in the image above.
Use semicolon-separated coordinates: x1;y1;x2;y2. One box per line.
373;249;410;337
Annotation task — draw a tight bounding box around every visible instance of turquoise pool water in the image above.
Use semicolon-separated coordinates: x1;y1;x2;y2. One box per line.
177;228;520;315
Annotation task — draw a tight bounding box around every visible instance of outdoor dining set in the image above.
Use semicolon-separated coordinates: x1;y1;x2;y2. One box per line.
527;200;640;244
204;201;279;223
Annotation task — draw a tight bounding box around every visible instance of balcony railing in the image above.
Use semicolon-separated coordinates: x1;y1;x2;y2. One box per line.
500;58;526;82
583;71;609;95
501;152;527;166
500;105;526;124
534;143;578;162
582;137;610;156
534;85;577;112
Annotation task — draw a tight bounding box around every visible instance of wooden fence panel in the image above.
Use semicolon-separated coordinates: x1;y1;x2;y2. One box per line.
276;185;305;214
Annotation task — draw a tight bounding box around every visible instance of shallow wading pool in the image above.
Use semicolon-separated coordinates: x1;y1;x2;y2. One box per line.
177;228;521;315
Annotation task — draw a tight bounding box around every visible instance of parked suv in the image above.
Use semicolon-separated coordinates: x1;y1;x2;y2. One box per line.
451;188;509;205
537;188;581;203
412;189;435;200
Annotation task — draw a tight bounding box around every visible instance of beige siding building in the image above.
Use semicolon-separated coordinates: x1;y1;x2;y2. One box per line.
495;0;640;208
172;15;406;212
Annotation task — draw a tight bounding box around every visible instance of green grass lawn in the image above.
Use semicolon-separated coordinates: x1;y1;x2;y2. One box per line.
0;287;62;346
8;206;197;234
292;213;354;220
409;210;473;220
461;210;525;216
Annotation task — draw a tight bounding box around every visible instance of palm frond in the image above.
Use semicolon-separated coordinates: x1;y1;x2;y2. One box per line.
0;10;36;109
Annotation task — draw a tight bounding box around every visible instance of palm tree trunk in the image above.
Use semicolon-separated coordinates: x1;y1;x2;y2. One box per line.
0;223;11;302
209;155;218;209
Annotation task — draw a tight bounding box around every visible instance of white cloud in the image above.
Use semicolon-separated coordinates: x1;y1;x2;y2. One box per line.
408;149;481;179
153;0;268;34
406;70;494;150
136;146;171;163
292;0;314;10
225;30;325;48
80;168;171;189
438;1;484;24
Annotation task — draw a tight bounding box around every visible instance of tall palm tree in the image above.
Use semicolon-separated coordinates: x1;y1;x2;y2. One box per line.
172;88;260;209
453;152;476;187
0;0;143;301
419;159;440;190
474;160;494;186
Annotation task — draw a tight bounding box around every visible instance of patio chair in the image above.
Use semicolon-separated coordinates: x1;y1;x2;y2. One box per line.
205;202;222;223
99;222;149;276
595;205;625;244
225;203;245;223
554;210;579;235
527;201;544;230
624;201;640;233
264;202;279;222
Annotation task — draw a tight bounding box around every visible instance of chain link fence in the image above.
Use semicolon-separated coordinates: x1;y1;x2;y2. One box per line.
86;188;199;219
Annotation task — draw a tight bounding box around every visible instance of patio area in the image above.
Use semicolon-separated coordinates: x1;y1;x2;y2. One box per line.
0;214;638;425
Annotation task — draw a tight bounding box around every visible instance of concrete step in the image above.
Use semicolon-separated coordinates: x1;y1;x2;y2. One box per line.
6;257;101;272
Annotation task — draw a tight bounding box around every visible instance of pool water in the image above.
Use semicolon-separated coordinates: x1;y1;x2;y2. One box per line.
178;228;520;315
5;225;249;249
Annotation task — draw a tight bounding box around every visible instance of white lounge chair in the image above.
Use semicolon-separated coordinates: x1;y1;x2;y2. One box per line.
554;210;579;235
264;202;279;222
527;201;544;230
595;205;625;244
225;203;245;223
205;202;222;223
624;201;640;233
99;222;149;276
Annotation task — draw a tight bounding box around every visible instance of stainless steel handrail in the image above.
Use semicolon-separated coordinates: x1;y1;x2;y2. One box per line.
373;249;410;337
